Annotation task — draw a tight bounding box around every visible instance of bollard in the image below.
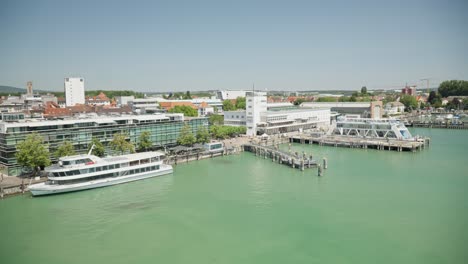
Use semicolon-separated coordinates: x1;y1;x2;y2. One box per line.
323;157;328;169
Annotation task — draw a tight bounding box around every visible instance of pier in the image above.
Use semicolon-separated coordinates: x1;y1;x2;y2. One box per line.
243;143;321;171
407;121;467;130
289;135;430;152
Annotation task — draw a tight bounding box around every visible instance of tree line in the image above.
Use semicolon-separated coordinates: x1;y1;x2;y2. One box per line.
222;97;246;111
16;131;153;176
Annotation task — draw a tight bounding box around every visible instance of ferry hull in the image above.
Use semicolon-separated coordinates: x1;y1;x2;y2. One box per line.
29;165;173;196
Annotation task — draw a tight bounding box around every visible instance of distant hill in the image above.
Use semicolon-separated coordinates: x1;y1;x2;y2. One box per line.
0;85;26;94
0;85;51;94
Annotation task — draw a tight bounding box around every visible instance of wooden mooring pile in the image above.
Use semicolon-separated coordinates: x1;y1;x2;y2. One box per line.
289;135;430;152
243;143;327;175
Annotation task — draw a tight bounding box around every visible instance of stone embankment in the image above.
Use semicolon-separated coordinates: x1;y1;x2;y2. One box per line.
0;176;46;199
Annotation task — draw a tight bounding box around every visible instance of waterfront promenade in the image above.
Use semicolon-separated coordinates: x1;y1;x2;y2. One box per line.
0;176;46;198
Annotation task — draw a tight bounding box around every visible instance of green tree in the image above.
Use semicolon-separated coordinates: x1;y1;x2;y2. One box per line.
196;126;211;144
183;91;192;99
137;131;153;152
15;133;51;176
88;137;105;157
428;91;442;106
339;96;351;102
317;97;337;102
177;124;196;146
209;114;224;125
109;133;135;155
293;98;305;106
235;97;246;109
400;95;418;111
210;125;246;139
361;86;367;95
223;100;236;111
419;102;426;109
168;105;198;117
438;80;468;97
54;141;76;158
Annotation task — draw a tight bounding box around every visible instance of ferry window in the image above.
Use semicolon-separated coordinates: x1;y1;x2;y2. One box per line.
59;172;66;176
115;164;120;169
63;161;71;166
109;165;114;170
130;170;134;174
151;157;159;162
146;167;150;172
103;166;108;170
89;167;95;173
141;158;150;164
135;168;140;174
96;167;102;172
79;169;88;174
130;160;139;166
156;165;160;170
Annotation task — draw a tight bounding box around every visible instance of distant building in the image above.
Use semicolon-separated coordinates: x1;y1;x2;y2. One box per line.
197;101;214;117
115;96;135;107
216;90;247;100
300;102;383;119
64;77;85;106
384;101;405;115
26;81;33;95
129;98;162;114
224;91;330;135
224;111;247;127
86;92;110;106
401;86;417;96
159;101;197;111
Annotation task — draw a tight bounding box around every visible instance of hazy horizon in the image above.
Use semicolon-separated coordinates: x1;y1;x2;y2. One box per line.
1;0;467;92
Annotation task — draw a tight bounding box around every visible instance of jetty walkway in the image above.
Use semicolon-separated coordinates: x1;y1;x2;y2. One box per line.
243;143;328;173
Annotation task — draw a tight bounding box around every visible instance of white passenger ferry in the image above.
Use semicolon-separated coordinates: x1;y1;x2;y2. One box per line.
28;150;172;196
330;117;414;140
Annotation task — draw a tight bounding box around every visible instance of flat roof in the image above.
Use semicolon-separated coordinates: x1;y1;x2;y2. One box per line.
265;108;330;116
0;114;175;129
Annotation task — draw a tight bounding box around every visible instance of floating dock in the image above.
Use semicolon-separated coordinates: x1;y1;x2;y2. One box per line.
289;135;430;152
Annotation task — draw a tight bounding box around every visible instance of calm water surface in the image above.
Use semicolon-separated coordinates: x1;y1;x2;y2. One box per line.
1;128;467;264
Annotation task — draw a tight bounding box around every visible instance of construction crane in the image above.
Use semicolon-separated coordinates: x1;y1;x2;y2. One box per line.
420;78;431;95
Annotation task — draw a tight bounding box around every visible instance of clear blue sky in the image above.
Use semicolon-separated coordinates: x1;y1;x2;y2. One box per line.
1;0;467;92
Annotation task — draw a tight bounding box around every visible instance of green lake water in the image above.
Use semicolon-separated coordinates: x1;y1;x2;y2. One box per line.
1;128;467;264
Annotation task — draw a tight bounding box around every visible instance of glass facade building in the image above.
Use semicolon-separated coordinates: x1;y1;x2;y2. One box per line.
0;114;208;176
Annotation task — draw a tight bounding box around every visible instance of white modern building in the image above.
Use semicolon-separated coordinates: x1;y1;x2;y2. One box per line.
246;91;268;136
64;77;85;106
216;90;247;100
129;98;162;113
115;96;135;107
224;111;247;127
224;91;331;136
